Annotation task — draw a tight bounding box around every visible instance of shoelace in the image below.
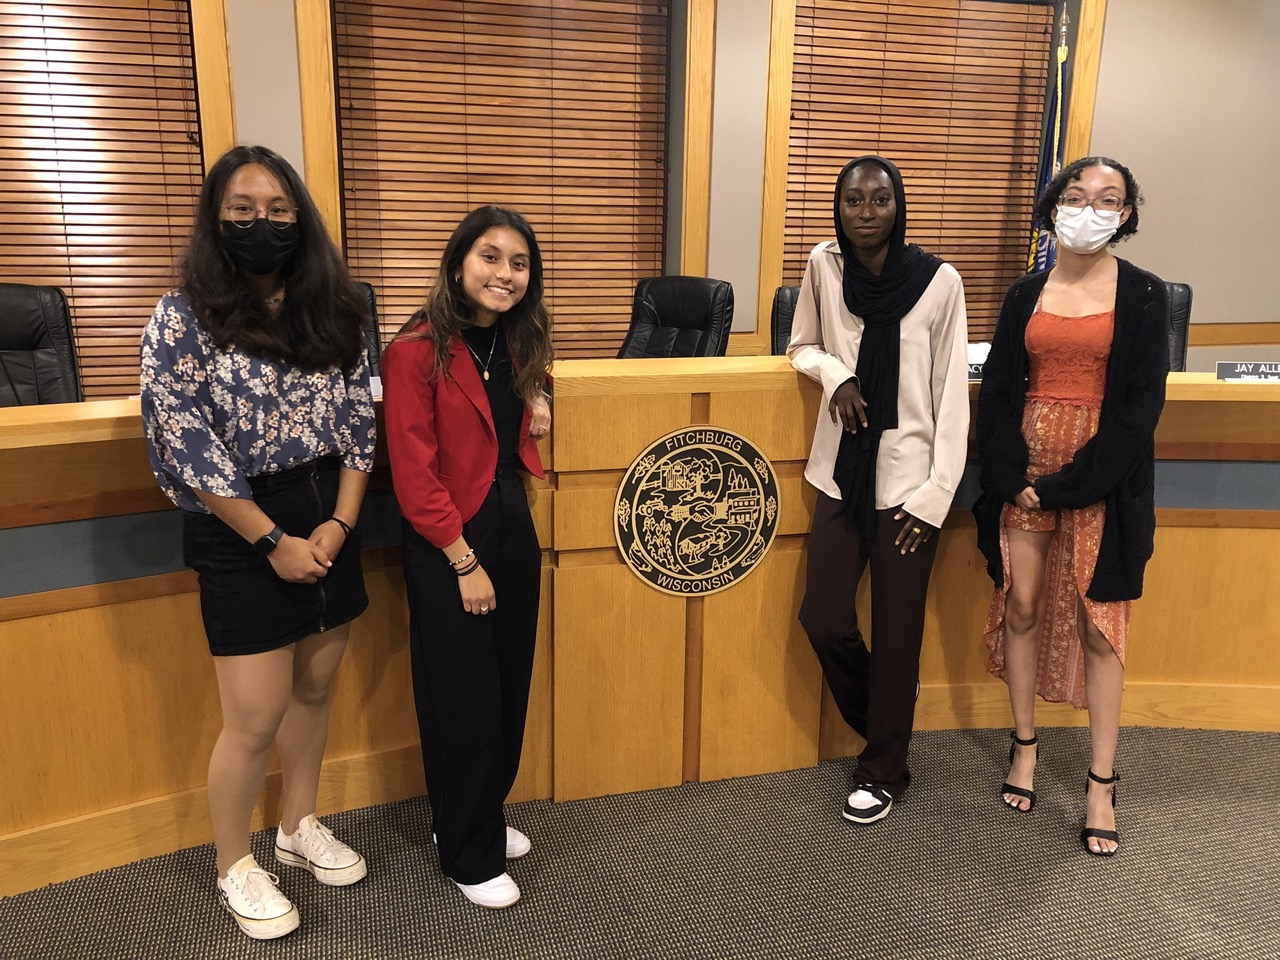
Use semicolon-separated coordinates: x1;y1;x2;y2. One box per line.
236;867;286;906
299;819;344;861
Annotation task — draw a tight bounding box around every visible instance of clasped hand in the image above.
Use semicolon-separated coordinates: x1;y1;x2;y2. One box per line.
267;519;348;584
1014;486;1041;510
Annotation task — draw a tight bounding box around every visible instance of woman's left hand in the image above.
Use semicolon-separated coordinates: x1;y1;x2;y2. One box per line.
309;520;348;563
893;510;936;556
528;393;551;439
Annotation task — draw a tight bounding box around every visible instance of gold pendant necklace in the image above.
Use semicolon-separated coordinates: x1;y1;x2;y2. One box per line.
464;326;498;380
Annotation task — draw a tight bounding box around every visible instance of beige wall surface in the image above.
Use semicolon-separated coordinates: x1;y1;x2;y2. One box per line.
1091;0;1280;327
224;0;305;173
706;0;772;332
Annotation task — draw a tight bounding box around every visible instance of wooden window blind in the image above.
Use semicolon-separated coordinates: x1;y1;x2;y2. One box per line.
0;0;203;398
333;1;668;358
785;0;1052;341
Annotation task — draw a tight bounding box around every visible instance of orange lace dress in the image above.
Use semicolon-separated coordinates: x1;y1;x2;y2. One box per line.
983;305;1130;709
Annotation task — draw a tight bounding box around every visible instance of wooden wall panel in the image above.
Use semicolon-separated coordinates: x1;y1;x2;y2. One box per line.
552;564;687;800
551;394;691;473
698;541;823;781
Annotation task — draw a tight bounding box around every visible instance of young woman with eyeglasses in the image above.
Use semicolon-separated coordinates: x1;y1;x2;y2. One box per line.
381;205;552;910
140;145;375;938
975;156;1169;857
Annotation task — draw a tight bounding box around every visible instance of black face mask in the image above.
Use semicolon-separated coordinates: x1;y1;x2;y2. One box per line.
220;219;300;276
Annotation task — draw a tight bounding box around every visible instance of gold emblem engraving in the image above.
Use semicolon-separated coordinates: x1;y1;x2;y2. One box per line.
614;427;780;596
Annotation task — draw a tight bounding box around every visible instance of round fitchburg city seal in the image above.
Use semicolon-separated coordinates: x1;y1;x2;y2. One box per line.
614;427;780;596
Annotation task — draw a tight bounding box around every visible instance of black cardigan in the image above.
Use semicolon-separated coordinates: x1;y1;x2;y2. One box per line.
973;258;1169;602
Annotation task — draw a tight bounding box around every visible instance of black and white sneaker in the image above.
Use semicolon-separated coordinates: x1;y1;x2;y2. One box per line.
842;783;893;824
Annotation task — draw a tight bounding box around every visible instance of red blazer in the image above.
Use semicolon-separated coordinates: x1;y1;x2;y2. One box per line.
382;331;545;548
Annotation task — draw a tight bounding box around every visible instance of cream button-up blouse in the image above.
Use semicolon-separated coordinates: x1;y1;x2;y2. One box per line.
787;241;970;530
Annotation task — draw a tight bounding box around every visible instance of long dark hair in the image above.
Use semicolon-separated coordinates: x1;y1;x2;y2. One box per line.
398;205;552;402
180;145;366;370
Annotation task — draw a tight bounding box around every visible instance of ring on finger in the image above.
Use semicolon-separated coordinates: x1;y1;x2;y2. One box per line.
912;526;922;535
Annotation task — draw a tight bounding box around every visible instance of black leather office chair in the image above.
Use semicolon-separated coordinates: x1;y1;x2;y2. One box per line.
770;284;801;355
616;276;733;359
0;282;83;406
1165;281;1192;373
353;280;383;377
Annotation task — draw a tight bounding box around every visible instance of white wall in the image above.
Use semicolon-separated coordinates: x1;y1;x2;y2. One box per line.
705;0;772;332
1091;0;1280;340
223;0;305;174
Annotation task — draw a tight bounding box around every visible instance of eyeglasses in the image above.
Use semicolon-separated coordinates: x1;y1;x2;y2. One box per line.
1058;193;1126;212
220;203;297;229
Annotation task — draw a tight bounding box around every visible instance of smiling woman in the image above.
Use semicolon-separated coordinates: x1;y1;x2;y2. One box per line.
380;205;554;910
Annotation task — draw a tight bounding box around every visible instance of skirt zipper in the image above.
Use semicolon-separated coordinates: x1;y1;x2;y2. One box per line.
309;469;328;632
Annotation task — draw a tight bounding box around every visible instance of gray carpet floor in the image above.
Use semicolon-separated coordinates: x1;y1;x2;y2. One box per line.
2;727;1277;960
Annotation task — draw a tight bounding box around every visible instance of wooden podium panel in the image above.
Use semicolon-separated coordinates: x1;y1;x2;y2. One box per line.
552;563;686;800
549;358;825;797
698;541;823;781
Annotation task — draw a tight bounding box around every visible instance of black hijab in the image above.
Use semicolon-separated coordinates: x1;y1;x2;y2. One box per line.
831;156;943;538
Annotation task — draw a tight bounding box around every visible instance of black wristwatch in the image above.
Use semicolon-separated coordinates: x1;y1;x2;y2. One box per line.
252;525;285;557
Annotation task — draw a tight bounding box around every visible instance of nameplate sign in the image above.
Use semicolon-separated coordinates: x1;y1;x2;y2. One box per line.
614;427;780;596
1215;361;1280;382
967;362;984;381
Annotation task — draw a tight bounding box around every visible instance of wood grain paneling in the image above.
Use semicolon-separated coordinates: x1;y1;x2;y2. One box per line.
741;0;797;360
294;0;342;245
191;0;236;168
680;0;716;278
1187;322;1280;347
699;542;822;781
1064;0;1108;162
552;565;687;800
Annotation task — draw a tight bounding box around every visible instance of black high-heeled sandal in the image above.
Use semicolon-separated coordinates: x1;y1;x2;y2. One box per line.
1000;731;1038;813
1080;769;1121;856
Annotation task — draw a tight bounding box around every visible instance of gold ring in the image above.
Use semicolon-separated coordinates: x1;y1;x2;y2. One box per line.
912;526;922;535
480;605;489;613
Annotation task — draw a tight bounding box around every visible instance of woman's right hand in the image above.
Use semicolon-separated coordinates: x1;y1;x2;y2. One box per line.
1014;485;1041;510
828;378;869;433
458;565;497;616
268;535;332;583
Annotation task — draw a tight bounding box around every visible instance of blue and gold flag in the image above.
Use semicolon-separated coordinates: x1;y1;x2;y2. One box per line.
1028;4;1071;273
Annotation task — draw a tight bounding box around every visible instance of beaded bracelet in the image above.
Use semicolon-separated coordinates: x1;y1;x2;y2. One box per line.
328;516;353;536
449;548;476;569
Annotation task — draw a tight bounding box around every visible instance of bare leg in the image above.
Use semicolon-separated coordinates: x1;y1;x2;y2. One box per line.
1080;599;1123;853
1001;528;1053;810
276;625;351;834
209;648;295;876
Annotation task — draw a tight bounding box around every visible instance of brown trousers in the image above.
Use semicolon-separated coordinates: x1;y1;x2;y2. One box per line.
799;493;940;797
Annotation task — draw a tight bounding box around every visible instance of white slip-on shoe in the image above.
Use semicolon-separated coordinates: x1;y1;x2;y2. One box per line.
217;855;300;940
842;783;894;824
275;814;368;886
433;828;532;859
505;827;532;859
453;872;521;909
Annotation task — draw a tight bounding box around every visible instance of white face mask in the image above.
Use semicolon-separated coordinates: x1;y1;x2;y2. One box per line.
1054;204;1122;254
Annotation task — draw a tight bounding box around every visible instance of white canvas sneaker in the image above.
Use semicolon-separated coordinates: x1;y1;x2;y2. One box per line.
217;855;300;940
275;814;368;886
453;872;521;909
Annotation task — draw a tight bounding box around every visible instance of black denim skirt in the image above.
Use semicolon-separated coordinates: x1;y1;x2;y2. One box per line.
182;457;368;656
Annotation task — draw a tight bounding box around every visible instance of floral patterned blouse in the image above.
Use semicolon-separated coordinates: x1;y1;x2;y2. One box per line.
140;290;377;513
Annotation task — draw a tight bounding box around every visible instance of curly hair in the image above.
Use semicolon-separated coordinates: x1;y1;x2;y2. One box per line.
397;205;552;403
1033;156;1143;244
180;145;367;371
